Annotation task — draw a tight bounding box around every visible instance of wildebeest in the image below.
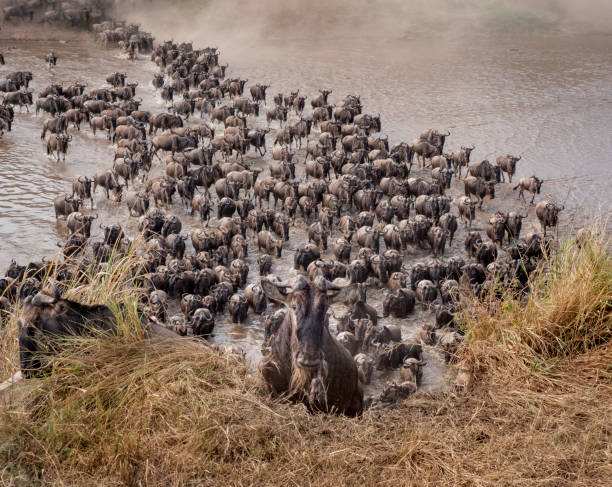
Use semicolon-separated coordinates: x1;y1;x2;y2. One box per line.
311;89;332;109
427;226;447;258
53;194;82;219
439;213;458;244
266;105;287;127
40;114;67;138
505;212;527;242
486;212;507;246
113;158;139;187
149;112;183;134
356;226;381;253
496;154;521;183
18;285;117;377
383;289;416;318
468;159;501;183
261;275;363;415
126;190;151;216
0;105;14;131
71;176;94;208
151;133;197;158
513;176;543;204
475;241;498;267
464;231;482;258
457;196;477;228
257;230;283;257
410;139;439;168
89;114;115;138
535;200;563;237
246;128;267;155
6;71;32;88
66;212;97;237
113;124;147;143
3;90;33;112
65;107;90;130
464;176;495;209
45;51;57;67
419;129;449;154
449;146;475;178
249;83;269;104
45;134;71;161
93;170;124;201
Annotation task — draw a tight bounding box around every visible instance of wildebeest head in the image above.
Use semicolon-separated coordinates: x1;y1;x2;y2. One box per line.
262;275;349;374
127;82;138;97
78;176;92;196
461;145;475;158
532;176;543;194
103;223;124;246
20;283;116;376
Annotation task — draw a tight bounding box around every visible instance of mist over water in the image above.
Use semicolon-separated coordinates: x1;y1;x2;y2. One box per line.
125;0;612;42
125;0;612;217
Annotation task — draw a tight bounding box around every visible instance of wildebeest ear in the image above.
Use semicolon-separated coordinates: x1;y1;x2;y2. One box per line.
260;279;288;305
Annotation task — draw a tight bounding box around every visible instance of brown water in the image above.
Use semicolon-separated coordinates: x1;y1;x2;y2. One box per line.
1;15;611;394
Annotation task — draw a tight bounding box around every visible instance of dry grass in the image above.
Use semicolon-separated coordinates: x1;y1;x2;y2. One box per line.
0;230;610;486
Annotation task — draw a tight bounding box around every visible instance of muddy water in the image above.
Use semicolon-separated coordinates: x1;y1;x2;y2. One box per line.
1;21;611;395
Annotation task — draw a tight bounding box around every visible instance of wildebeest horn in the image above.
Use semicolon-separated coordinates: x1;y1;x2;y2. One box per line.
31;291;57;306
313;275;342;291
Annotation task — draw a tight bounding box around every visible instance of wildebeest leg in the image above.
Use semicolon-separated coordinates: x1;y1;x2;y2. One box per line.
19;324;41;378
530;192;536;205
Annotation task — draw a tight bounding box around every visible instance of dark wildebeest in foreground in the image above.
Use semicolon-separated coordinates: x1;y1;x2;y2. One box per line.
261;275;363;416
18;285;117;377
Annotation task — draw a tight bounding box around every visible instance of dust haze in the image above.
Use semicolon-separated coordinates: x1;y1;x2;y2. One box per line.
123;0;612;49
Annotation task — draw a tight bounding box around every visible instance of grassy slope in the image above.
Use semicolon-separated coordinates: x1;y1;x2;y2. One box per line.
0;234;610;486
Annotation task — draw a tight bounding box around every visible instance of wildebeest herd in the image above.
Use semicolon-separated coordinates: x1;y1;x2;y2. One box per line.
1;0;566;414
